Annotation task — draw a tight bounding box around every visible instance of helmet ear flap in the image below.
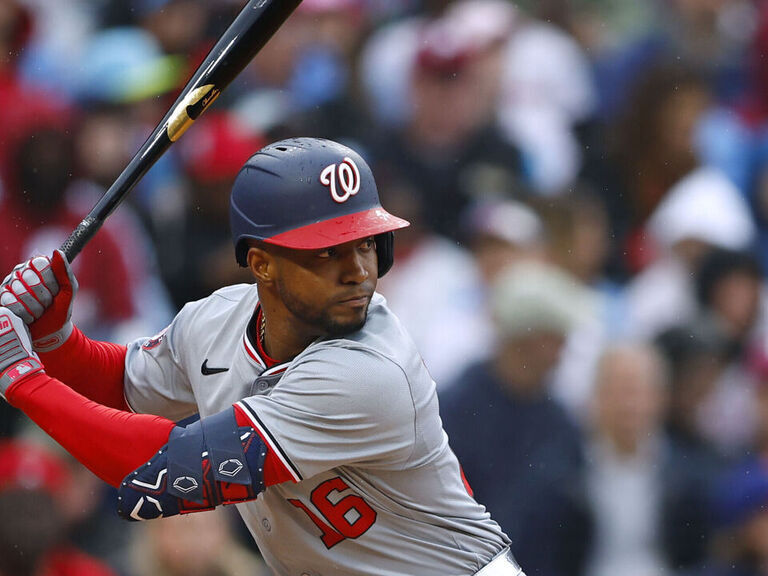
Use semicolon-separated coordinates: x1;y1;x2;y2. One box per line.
235;239;249;267
375;232;395;277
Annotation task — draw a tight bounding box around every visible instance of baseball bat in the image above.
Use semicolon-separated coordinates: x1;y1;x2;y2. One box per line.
60;0;303;262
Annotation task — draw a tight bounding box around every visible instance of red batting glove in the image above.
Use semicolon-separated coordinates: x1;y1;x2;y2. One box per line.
0;250;78;352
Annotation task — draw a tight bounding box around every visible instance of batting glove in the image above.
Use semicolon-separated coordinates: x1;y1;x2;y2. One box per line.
0;250;78;352
0;307;44;401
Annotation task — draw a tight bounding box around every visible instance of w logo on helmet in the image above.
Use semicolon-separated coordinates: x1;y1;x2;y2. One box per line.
320;157;361;203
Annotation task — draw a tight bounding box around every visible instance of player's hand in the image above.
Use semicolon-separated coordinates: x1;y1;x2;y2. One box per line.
0;250;78;352
0;307;44;400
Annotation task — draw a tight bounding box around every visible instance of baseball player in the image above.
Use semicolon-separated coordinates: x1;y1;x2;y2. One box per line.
0;138;522;576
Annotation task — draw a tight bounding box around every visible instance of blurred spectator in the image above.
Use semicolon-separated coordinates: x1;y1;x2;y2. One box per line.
559;0;755;120
73;26;187;221
532;192;620;419
584;343;713;576
654;323;729;463
375;173;490;386
461;197;546;285
170;111;264;306
380;195;546;385
440;261;593;576
137;0;209;58
691;248;767;456
290;0;377;146
0;0;69;185
709;4;768;275
0;124;144;341
490;0;596;193
129;509;271;576
67;27;181;336
583;62;717;279
17;422;137;573
624;167;756;340
16;0;95;98
230;8;314;121
359;1;447;128
0;440;118;576
369;12;524;240
361;0;595;194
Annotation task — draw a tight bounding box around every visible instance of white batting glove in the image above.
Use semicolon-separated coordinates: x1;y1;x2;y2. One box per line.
0;250;78;352
0;307;44;400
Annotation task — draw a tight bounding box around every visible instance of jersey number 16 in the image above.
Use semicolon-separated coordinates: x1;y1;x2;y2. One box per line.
288;477;378;548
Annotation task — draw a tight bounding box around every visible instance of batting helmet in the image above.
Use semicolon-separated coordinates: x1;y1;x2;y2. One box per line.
230;138;409;277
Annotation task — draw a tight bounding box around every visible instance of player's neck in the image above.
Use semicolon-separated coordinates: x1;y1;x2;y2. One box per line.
257;304;322;363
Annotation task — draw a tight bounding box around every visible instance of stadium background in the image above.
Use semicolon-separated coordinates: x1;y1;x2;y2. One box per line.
2;1;768;575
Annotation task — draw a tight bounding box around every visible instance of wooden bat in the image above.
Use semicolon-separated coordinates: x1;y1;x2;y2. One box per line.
60;0;303;262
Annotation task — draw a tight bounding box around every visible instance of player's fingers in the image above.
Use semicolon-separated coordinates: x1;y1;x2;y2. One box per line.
0;290;34;325
9;279;44;319
20;268;54;308
2;260;28;288
30;256;59;296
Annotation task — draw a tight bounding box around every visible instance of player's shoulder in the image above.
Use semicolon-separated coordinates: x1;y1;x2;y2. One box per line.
179;283;259;320
290;293;430;393
311;293;415;365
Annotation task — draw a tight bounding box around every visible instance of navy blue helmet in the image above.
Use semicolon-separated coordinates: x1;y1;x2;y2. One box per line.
230;138;409;277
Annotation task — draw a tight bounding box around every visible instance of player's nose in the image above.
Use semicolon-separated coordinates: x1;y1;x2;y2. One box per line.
339;249;371;284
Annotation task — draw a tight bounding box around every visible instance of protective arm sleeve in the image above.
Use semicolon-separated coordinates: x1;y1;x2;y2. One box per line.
38;325;128;410
6;374;296;520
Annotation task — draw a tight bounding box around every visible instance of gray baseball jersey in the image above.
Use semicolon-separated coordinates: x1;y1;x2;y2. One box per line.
123;284;510;575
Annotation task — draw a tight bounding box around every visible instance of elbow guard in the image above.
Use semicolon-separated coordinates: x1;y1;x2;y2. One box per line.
117;407;267;521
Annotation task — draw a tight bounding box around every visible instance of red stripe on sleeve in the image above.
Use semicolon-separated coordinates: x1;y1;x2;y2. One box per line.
38;326;128;410
234;404;296;486
7;373;174;488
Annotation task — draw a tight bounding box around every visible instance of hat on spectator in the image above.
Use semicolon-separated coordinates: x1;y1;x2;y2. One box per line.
491;260;594;339
461;198;544;248
415;18;476;75
298;0;363;13
0;440;70;496
76;27;185;104
415;1;514;76
443;0;516;49
648;167;756;251
180;112;266;184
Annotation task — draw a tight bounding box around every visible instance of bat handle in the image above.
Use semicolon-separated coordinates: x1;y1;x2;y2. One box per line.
59;216;101;263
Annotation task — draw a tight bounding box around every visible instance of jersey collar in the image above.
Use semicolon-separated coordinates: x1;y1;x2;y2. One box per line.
243;305;288;374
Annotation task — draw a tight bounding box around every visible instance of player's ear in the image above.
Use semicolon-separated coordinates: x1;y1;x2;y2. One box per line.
246;243;274;285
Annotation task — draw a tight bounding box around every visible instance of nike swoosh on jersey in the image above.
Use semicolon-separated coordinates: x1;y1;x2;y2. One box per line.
201;360;229;375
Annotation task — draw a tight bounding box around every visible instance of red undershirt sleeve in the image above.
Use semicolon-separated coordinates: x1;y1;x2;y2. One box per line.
6;373;295;490
38;326;129;410
7;373;174;488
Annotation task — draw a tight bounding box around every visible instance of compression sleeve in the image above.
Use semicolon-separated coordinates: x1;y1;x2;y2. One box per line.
38;326;128;410
6;373;295;490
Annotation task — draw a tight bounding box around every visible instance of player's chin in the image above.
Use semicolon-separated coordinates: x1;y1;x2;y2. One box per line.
324;305;368;336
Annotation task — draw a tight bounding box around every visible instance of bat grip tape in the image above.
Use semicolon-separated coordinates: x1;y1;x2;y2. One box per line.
60;216;100;262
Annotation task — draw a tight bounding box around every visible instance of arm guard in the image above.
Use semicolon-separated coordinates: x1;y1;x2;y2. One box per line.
117;407;267;521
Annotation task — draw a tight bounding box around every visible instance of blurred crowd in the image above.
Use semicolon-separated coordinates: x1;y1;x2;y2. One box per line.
4;0;768;575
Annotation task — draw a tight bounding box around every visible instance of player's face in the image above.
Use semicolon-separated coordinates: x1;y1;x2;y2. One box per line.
273;237;378;337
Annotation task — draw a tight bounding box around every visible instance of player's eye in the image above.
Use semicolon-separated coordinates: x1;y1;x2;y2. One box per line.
359;237;375;251
317;247;336;258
